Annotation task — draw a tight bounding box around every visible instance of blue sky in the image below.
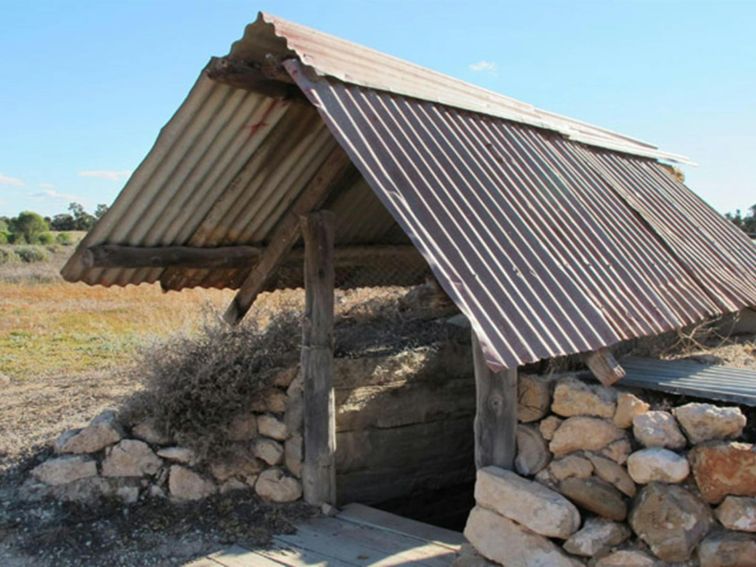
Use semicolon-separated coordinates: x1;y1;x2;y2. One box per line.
1;0;754;218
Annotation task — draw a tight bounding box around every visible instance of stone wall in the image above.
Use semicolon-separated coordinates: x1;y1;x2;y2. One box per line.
464;373;755;566
24;337;477;508
24;365;304;505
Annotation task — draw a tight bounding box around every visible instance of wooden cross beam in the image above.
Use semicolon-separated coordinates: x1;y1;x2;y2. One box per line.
585;347;626;386
472;332;518;470
205;56;304;101
223;147;353;325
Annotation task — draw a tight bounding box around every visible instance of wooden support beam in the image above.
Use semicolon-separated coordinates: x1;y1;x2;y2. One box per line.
472;332;518;470
585;347;626;386
301;211;337;506
82;244;262;269
223;148;353;325
82;244;421;270
205;56;303;100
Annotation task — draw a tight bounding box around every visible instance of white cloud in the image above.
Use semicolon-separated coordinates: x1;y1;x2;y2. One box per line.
38;182;56;189
78;169;132;181
469;60;498;74
0;173;24;187
31;189;83;202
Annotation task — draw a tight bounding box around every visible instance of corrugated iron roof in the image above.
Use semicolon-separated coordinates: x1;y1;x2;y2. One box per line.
620;357;756;406
62;12;756;370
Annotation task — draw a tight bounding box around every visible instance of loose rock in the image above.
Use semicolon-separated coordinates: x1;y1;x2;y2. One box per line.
715;497;756;532
698;530;756;567
548;455;594;482
31;456;98;486
255;468;302;502
595;550;658;567
673;403;746;444
518;374;553;423
563;517;631;557
613;392;650;429
550;417;626;457
251;387;287;413
551;376;616;418
689;442;756;503
629;483;712;562
586;453;636;497
633;411;686;449
227;414;257;442
101;439;162;477
132;419;172;446
464;506;581;567
559;476;627;521
272;366;298;388
474;467;581;539
539;416;563;441
257;414;288;441
514;425;550;476
168;465;216;501
254;438;284;466
156;447;195;465
600;438;632;465
54;410;123;454
627;448;690;484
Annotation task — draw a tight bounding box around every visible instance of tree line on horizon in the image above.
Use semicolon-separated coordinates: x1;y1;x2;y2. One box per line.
0;202;109;246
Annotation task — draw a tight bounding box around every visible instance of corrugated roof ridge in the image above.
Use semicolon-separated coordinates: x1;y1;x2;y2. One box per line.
257;11;692;164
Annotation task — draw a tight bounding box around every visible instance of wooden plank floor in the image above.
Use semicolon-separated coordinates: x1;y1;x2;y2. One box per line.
188;503;464;566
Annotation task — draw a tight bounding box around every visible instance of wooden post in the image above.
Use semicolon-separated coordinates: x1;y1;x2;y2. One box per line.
301;211;337;506
585;347;625;386
472;332;518;470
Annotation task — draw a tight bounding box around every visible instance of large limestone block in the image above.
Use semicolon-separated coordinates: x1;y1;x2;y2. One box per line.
255;468;302;502
31;455;97;486
563;517;631;557
551;376;616;418
257;414;288;441
586;453;636;497
474;467;581;539
549;455;594;482
673;403;746;444
54;410;123;454
632;411;686;449
716;497;756;532
254;438;284;466
698;530;756;567
550;417;626;457
629;483;712;562
613;392;650;429
101;439;162;477
689;442;756;504
168;465;216;501
558;476;627;521
515;425;550;476
600;438;631;465
463;506;582;567
518;374;553;423
627;448;690;484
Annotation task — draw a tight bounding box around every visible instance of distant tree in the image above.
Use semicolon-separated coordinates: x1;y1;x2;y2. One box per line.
725;204;756;235
8;211;49;244
50;213;76;231
68;202;96;231
94;203;109;220
0;218;8;233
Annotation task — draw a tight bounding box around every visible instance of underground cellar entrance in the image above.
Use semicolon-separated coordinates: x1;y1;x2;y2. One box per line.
330;318;478;532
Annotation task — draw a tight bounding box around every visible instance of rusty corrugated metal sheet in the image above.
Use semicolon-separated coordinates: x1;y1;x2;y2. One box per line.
232;13;691;164
287;65;753;369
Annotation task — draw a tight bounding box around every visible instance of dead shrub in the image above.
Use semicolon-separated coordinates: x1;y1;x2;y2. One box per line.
125;307;301;460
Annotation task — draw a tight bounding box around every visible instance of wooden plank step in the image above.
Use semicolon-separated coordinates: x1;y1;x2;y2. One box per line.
338;503;467;549
274;516;457;566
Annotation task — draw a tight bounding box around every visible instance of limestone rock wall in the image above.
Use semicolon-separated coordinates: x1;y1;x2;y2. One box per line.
465;373;755;566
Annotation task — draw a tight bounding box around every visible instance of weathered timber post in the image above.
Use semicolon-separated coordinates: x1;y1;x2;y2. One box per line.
472;331;518;469
300;211;337;506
